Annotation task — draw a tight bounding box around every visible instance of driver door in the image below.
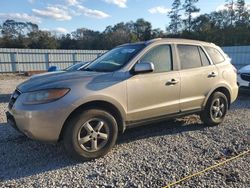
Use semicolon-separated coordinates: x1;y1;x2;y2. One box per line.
126;44;180;121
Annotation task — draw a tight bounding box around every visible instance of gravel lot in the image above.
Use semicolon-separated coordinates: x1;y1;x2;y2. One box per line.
0;74;249;188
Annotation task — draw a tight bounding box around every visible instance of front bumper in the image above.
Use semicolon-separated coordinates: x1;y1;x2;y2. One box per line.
7;96;74;143
237;75;250;88
6;111;21;133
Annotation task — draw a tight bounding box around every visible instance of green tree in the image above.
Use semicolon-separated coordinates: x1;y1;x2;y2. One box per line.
28;30;58;49
0;19;39;48
235;0;249;25
1;20;38;38
134;19;152;41
59;34;77;49
225;0;236;26
152;28;165;38
71;28;100;49
101;22;138;49
167;0;182;34
210;10;232;29
183;0;200;32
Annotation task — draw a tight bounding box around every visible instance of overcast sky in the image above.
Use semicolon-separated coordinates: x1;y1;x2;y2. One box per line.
0;0;249;34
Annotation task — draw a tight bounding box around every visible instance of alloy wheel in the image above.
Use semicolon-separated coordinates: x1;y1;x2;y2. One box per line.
77;118;110;152
210;98;226;120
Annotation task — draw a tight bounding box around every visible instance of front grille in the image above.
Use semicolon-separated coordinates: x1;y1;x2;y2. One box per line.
8;89;21;109
241;73;250;82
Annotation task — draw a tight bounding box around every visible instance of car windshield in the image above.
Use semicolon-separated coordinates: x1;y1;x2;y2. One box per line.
64;62;86;71
83;44;145;72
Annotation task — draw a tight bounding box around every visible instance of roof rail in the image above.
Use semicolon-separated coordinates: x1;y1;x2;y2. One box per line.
145;38;162;44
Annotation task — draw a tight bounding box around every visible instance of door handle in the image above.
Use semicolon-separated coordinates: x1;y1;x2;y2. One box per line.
208;72;217;78
166;79;179;85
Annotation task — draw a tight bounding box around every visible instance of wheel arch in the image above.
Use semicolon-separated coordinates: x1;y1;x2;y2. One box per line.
203;86;231;109
59;100;126;141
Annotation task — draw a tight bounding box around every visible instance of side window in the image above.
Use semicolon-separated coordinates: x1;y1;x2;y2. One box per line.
198;47;210;66
204;47;225;64
140;45;172;73
177;45;202;70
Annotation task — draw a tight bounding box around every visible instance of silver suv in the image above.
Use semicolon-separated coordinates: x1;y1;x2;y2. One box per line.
6;38;238;160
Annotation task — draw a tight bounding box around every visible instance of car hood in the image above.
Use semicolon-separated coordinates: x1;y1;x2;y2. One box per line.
239;65;250;73
17;71;112;92
30;71;66;79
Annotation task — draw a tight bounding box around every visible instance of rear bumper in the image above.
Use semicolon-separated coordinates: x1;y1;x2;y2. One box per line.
231;85;239;103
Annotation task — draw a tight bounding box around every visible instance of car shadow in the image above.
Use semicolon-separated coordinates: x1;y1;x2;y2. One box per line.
0;122;78;182
0;94;11;103
0;117;204;182
238;90;250;99
230;91;250;110
118;118;204;145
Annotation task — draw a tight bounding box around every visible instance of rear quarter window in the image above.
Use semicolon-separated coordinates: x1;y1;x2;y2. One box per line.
198;47;210;66
204;46;225;64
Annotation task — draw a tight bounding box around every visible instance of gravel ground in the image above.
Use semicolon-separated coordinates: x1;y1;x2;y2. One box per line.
0;75;249;188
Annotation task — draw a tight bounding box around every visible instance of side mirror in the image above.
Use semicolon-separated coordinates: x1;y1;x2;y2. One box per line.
133;62;154;74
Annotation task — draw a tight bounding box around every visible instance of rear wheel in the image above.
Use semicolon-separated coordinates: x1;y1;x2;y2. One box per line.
200;92;228;126
63;109;118;160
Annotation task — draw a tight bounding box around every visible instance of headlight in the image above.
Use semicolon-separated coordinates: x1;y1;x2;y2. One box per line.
23;88;70;105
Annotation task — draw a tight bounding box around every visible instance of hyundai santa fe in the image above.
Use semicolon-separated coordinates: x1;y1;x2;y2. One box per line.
6;38;238;160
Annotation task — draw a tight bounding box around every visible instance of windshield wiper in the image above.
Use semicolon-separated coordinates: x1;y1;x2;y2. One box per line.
83;67;95;72
83;67;111;72
93;69;111;72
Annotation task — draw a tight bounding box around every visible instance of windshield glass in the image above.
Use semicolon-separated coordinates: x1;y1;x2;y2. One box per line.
84;44;145;72
64;62;86;71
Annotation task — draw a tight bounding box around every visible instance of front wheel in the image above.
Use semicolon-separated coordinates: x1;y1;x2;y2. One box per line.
200;92;228;126
63;109;118;161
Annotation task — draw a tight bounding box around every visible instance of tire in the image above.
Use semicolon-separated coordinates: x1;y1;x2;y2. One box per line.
200;92;228;126
63;109;118;161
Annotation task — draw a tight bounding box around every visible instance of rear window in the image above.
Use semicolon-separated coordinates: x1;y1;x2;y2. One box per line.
204;47;225;64
177;45;202;70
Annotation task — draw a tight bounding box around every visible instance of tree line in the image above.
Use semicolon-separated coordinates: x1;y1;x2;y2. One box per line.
0;0;249;50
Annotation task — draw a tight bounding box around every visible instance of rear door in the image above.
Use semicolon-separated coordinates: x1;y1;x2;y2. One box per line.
126;44;180;121
177;44;219;111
